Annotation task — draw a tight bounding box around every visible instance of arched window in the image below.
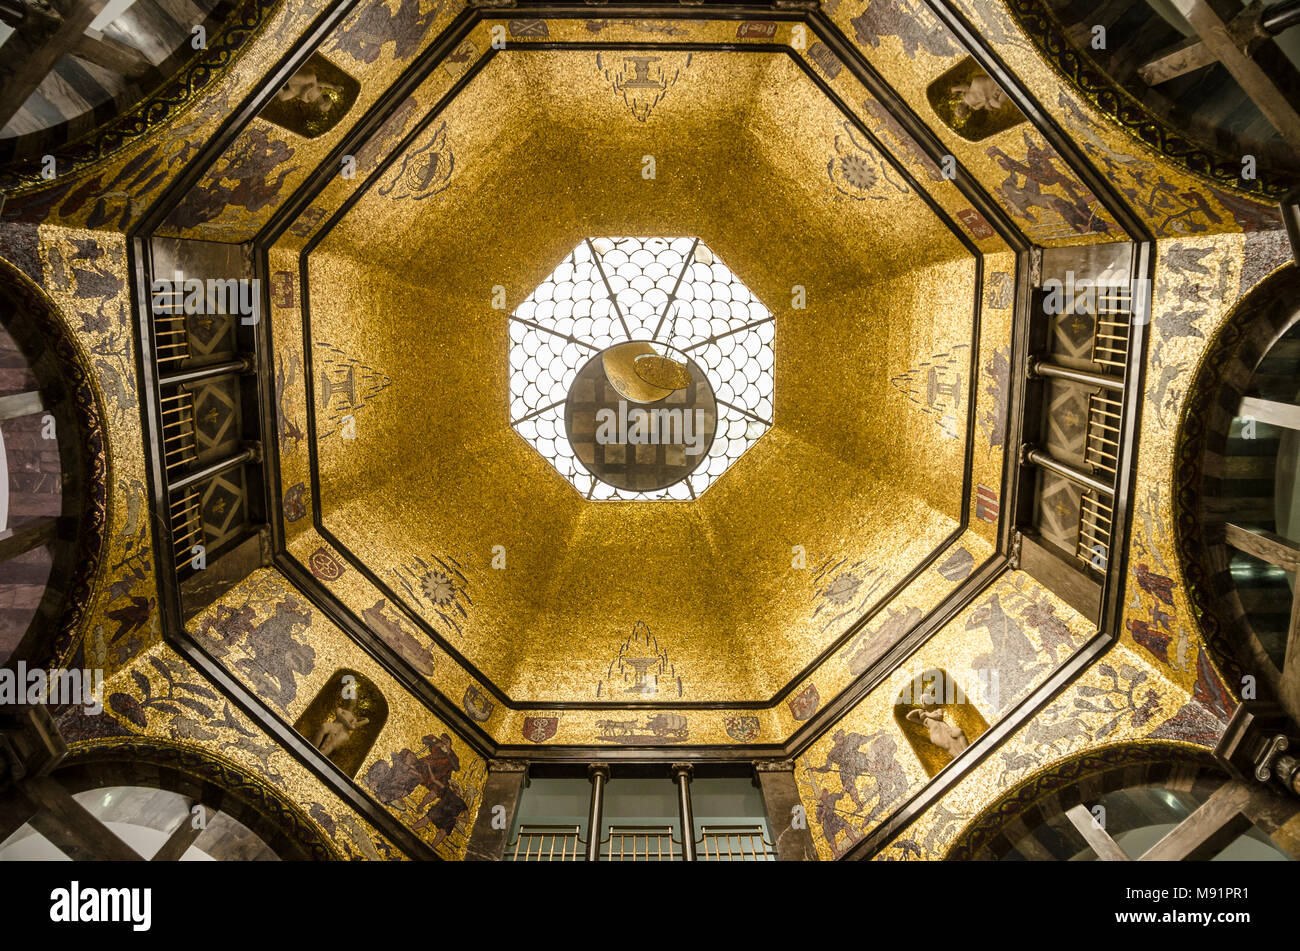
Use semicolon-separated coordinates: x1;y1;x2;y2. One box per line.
1004;0;1300;192
0;259;106;668
0;740;336;860
1177;266;1300;721
0;0;249;173
949;747;1299;861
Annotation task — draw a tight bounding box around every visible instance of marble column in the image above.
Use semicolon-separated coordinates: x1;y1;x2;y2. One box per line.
754;759;818;861
464;758;528;861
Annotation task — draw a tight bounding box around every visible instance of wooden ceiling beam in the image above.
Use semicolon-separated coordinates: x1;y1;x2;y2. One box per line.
1170;0;1300;153
72;29;152;79
0;0;103;131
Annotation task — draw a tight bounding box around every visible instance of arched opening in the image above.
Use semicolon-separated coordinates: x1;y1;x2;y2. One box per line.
1176;265;1300;720
0;739;336;860
0;257;107;669
292;668;388;777
949;744;1299;860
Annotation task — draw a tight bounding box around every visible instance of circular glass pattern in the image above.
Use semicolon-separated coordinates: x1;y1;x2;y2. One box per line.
509;236;774;500
565;344;717;492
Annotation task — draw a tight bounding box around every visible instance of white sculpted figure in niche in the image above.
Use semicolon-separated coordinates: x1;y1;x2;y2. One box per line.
906;703;969;758
313;699;370;757
952;74;1007;118
276;68;343;113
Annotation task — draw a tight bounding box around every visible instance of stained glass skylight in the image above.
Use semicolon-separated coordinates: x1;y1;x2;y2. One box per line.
509;237;774;499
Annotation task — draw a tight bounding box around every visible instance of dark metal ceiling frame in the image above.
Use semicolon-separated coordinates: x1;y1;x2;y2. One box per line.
127;0;443;862
268;29;1015;718
145;0;1048;765
834;0;1157;859
122;0;1158;857
915;0;1155;641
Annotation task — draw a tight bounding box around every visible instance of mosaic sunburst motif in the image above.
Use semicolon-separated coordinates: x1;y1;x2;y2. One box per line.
392;554;471;636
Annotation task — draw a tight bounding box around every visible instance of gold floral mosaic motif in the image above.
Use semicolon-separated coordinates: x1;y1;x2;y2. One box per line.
812;557;887;635
315;339;391;440
595;621;682;699
890;344;970;441
377;120;454;200
828;122;913;200
597;51;692;121
390;555;471;637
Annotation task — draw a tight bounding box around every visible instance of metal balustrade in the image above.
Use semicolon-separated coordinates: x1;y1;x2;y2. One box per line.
604;825;680;861
1083;391;1122;480
153;311;190;368
698;824;776;861
169;489;202;571
1091;304;1132;372
505;822;775;862
160;389;197;475
1075;491;1115;571
507;824;584;861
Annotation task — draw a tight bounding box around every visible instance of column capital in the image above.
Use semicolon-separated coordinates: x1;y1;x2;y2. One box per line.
587;763;611;783
1217;701;1300;798
670;763;694;781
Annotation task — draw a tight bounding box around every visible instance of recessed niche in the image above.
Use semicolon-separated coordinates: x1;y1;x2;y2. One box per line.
260;53;360;139
893;668;989;777
926;58;1026;142
293;668;388;776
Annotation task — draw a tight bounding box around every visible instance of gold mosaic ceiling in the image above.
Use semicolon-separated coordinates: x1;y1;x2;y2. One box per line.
289;43;985;702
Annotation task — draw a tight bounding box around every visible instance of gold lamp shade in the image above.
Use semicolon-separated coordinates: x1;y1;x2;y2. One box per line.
634;353;693;391
602;341;676;403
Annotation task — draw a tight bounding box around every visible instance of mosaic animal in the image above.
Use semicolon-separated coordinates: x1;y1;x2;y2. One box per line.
596;718;638;736
645;714;687;738
967;594;1046;709
1020;711;1089;757
998;748;1038;785
230;599;316;711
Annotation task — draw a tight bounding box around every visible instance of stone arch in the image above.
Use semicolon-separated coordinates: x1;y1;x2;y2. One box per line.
945;741;1222;859
1174;264;1300;715
0;255;109;669
48;737;341;860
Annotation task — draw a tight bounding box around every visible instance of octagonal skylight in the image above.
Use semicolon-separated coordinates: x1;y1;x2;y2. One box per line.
509;237;774;500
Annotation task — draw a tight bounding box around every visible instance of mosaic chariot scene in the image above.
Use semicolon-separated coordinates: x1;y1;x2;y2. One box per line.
0;0;1299;884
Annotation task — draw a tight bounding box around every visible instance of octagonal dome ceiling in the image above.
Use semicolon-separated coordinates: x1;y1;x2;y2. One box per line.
277;41;989;706
104;0;1174;750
